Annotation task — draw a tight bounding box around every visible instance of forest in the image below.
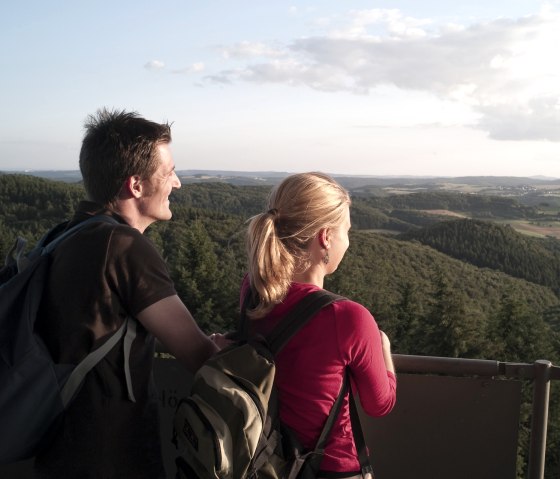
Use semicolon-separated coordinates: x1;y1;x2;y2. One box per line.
1;173;560;477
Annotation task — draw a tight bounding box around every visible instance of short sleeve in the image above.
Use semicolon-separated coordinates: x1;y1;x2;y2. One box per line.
107;226;177;316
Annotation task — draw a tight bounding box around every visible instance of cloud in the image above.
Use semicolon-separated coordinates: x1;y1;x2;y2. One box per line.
207;7;560;142
204;72;235;85
478;96;560;141
172;62;206;74
144;60;165;70
335;8;432;39
221;41;285;59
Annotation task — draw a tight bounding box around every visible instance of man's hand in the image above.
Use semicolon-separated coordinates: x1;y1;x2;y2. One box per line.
209;332;233;350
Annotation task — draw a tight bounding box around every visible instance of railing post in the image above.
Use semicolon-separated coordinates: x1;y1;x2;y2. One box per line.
527;360;552;479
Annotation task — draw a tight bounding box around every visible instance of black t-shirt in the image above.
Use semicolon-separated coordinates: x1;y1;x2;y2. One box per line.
34;202;176;479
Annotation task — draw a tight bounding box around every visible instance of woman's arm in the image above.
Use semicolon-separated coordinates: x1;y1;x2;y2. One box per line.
336;301;397;417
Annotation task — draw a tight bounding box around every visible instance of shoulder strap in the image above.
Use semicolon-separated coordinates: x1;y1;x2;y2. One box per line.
42;214;120;254
60;317;135;406
237;291;256;341
267;290;345;356
313;371;349;455
312;372;373;476
5;236;28;272
349;384;375;478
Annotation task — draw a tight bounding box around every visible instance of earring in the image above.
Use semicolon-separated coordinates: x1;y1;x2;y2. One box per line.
322;250;330;265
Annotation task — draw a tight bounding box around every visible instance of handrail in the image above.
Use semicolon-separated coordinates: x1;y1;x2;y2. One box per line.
393;353;560;380
392;354;559;479
393;353;501;376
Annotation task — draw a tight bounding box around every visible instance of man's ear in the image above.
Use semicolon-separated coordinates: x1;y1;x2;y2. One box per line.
124;175;143;199
318;228;330;249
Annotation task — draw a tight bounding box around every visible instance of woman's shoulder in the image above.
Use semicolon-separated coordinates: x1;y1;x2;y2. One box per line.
330;294;372;316
328;295;378;333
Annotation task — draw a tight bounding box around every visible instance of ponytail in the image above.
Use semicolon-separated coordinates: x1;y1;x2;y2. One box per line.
246;210;295;319
245;172;350;319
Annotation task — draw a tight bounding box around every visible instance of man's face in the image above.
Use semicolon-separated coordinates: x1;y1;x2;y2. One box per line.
138;143;181;223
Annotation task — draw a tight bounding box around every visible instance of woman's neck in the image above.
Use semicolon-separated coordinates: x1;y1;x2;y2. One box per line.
292;267;325;289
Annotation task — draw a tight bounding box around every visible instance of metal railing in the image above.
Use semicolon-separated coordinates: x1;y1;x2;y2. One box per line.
392;354;560;479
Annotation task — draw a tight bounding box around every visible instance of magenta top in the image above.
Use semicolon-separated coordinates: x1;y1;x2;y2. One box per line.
241;280;397;473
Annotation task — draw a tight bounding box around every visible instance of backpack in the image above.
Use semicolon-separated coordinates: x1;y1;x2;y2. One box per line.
172;289;374;479
0;215;137;464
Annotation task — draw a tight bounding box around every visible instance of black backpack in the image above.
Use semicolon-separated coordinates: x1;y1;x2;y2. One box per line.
173;289;374;478
0;215;137;464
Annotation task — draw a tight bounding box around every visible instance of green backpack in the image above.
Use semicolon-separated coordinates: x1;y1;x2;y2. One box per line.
172;290;373;479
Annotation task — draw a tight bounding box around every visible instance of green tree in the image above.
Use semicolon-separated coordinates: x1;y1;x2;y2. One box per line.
157;220;238;334
412;268;477;358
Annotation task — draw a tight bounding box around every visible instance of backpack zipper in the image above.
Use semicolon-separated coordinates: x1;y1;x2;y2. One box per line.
183;397;223;471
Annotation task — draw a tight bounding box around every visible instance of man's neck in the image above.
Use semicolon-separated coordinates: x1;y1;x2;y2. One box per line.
112;200;150;233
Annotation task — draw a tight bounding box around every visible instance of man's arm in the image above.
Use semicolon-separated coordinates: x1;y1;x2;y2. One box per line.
137;295;218;373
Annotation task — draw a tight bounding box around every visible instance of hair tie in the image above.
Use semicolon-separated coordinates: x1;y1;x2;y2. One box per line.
268;208;278;216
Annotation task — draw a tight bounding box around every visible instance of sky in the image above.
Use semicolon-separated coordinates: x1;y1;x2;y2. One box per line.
2;1;560;178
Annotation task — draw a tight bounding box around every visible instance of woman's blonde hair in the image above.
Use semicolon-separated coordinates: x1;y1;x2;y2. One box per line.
246;172;351;319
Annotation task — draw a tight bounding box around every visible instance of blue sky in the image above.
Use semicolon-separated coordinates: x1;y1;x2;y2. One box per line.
2;1;560;177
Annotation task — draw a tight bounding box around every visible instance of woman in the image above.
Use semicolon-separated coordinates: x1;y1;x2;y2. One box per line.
242;172;396;477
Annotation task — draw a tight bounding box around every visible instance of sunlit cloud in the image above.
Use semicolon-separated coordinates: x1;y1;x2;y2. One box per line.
144;60;165;70
172;62;206;74
221;41;285;59
207;7;560;142
334;8;432;39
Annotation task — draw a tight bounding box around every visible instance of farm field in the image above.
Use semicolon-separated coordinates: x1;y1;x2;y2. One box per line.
499;220;560;239
416;209;560;239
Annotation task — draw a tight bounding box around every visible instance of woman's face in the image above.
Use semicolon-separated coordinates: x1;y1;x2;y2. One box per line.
326;204;351;274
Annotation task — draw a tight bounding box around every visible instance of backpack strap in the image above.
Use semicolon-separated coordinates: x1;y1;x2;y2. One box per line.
42;214;120;254
267;290;344;356
312;371;349;455
349;386;375;478
237;290;256;341
312;372;374;477
123;318;137;402
61;316;134;406
4;236;28;272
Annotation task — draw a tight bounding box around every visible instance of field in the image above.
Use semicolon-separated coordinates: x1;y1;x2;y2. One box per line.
500;220;560;239
419;209;468;218
417;209;560;239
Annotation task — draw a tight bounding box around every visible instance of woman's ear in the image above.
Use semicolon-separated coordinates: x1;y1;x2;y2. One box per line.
318;228;330;249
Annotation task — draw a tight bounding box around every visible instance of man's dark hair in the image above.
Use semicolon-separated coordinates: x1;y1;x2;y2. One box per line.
79;108;172;205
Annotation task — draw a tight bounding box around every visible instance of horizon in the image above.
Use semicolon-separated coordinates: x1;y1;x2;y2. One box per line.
2;168;559;182
2;1;560;177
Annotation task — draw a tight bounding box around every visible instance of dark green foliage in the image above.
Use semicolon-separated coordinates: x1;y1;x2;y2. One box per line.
2;173;559;359
400;219;560;293
486;288;556;362
325;230;558;360
376;191;536;219
349;200;414;232
147;212;248;334
152;221;233;332
350;190;538;232
0;174;84;259
169;183;269;218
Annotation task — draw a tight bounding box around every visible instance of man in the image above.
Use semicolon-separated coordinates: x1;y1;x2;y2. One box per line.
34;109;219;478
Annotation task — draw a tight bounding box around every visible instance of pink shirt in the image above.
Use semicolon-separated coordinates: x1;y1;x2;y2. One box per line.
242;281;397;473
